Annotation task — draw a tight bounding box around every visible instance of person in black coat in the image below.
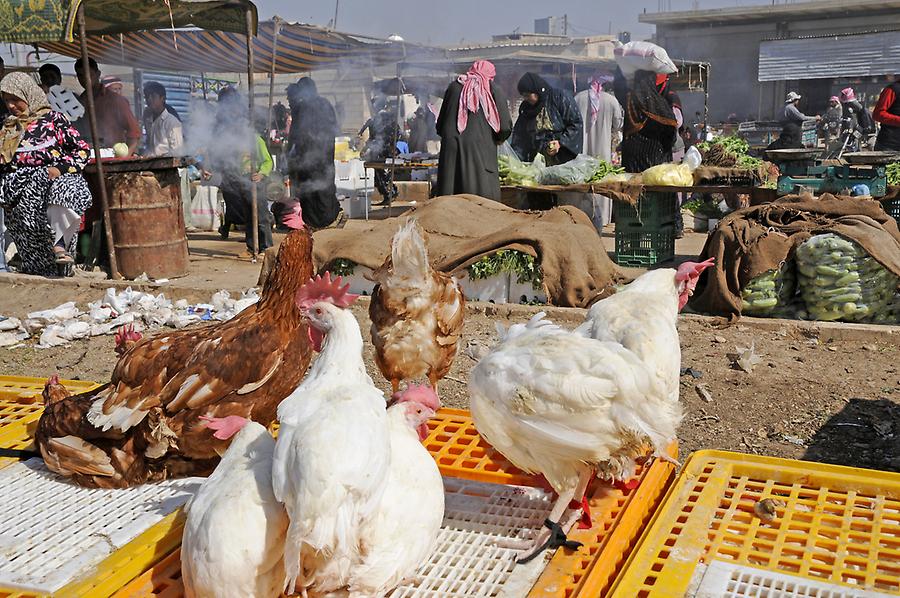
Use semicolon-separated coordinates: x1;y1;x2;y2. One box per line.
286;77;342;229
435;60;512;200
615;69;678;173
510;72;582;165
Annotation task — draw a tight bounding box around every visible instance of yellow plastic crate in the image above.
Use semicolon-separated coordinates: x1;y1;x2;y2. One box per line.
608;450;900;597
0;376;98;404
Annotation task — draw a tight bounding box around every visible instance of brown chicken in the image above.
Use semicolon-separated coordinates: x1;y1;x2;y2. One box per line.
369;219;465;394
35;226;315;488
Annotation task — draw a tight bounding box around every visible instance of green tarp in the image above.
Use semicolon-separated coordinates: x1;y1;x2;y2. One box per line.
0;0;256;44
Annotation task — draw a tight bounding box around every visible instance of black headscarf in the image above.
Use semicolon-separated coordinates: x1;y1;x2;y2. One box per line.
625;70;677;138
294;77;318;101
767;122;803;151
516;72;549;119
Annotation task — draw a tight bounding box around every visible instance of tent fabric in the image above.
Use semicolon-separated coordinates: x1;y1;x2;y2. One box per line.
38;20;432;73
0;0;256;44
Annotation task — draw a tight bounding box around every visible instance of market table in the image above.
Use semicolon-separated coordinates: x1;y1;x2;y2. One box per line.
83;157;191;280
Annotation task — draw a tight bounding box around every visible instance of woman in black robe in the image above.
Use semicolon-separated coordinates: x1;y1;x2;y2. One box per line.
510;72;582;165
286;78;342;229
435;60;512;200
616;69;678;173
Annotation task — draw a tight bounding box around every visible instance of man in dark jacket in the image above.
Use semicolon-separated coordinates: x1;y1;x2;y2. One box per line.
435;60;512;200
510;72;582;164
286;77;342;229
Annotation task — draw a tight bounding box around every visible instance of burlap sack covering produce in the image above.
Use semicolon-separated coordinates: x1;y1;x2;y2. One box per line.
692;194;900;316
312;194;626;307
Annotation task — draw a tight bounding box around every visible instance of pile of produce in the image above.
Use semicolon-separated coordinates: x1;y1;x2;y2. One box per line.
740;262;797;316
588;161;625;182
887;161;900;186
467;249;543;290
697;136;763;169
498;150;624;187
498;153;544;187
795;234;898;323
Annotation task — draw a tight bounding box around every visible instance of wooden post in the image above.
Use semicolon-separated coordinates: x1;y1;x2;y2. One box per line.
78;5;120;279
265;18;282;151
246;8;258;260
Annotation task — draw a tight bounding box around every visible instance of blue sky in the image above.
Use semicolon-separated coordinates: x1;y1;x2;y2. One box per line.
256;0;775;45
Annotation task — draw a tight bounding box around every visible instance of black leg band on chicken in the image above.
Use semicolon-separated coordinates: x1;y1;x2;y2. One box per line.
515;519;584;564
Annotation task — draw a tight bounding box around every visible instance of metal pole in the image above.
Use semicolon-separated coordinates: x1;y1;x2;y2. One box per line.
265;18;282;150
246;8;259;260
200;71;208;101
78;5;120;279
388;63;402;210
333;0;340;30
703;63;710;138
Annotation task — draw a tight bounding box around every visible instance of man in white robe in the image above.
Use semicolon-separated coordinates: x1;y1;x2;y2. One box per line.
571;75;623;229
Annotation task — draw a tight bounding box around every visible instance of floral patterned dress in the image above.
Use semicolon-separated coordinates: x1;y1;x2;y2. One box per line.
0;112;92;276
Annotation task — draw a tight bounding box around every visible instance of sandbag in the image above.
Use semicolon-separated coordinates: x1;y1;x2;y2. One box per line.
691;194;900;317
614;41;678;77
190;185;219;231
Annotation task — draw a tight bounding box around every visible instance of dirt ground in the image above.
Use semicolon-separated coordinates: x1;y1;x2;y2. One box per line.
0;279;897;474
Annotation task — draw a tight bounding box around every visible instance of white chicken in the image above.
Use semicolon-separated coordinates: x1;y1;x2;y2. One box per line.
469;312;676;564
271;273;391;596
576;258;716;402
344;384;445;596
181;415;287;598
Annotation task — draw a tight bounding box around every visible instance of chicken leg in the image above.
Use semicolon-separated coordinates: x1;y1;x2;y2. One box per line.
493;466;592;564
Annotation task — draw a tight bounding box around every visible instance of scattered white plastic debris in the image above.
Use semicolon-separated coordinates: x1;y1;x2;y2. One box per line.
1;286;260;349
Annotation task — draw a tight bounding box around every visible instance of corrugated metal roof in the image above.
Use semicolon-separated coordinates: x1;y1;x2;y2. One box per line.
758;30;900;81
641;0;900;26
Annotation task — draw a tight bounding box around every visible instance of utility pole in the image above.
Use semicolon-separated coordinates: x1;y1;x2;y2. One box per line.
333;0;340;30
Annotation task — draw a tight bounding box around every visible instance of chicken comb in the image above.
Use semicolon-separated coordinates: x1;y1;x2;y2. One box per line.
675;257;715;281
295;272;359;310
391;383;441;412
199;415;248;441
282;203;305;230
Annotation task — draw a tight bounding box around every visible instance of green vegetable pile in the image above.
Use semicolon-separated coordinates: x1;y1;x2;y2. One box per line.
588;160;625;183
740;263;796;316
887;161;900;186
795;234;899;323
498;153;544;187
467;249;543;291
697;136;758;168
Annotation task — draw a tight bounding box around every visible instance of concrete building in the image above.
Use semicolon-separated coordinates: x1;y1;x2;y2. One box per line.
640;0;900;122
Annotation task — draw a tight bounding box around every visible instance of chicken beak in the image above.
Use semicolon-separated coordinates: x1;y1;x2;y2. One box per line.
306;325;324;352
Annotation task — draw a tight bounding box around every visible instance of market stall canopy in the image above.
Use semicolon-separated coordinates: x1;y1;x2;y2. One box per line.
0;0;257;43
36;19;440;73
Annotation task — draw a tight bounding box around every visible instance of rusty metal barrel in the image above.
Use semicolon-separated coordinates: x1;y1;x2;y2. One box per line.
105;161;189;279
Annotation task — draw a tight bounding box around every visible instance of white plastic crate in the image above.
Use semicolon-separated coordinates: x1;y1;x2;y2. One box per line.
0;459;201;594
388;477;564;597
692;561;896;598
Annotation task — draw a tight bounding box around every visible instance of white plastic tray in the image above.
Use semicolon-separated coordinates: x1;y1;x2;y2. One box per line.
0;459;200;593
389;477;564;597
694;561;896;598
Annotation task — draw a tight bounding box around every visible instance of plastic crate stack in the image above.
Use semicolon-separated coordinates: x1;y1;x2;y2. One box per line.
614;191;677;267
882;196;900;222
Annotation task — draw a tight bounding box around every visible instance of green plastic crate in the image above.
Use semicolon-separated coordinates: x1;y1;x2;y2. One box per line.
614;191;678;228
614;225;676;267
882;197;900;222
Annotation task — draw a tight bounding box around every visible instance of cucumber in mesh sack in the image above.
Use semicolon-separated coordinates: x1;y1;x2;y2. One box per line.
795;233;899;323
740;262;796;316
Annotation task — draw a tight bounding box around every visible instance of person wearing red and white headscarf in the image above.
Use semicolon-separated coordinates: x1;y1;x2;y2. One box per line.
435;60;512;200
574;73;622;163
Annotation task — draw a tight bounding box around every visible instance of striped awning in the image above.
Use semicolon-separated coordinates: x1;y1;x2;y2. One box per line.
0;0;256;44
38;20;435;74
